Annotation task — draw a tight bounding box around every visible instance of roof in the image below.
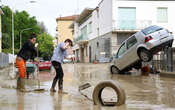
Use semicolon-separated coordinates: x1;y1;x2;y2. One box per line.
56;15;78;21
75;8;94;23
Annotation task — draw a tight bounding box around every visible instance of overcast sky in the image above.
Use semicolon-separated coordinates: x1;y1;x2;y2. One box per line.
1;0;101;37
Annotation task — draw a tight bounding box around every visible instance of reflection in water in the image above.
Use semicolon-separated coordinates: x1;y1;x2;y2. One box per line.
111;74;175;109
51;93;63;110
17;91;24;110
73;64;111;87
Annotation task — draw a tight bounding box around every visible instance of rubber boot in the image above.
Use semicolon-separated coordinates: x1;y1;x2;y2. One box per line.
50;78;57;92
58;79;67;94
17;78;26;92
20;78;26;92
17;77;21;89
58;79;63;90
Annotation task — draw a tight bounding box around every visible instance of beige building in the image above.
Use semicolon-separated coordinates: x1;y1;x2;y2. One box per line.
56;15;77;44
0;8;4;53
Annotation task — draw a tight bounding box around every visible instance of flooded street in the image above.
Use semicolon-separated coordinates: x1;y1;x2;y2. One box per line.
0;63;175;110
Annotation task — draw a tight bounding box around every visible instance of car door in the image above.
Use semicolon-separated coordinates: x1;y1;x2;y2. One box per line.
114;42;128;70
125;35;138;66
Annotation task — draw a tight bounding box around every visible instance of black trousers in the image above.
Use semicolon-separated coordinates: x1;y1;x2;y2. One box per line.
51;61;64;89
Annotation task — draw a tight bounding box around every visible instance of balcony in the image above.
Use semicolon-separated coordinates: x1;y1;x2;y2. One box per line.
75;34;88;43
112;20;152;32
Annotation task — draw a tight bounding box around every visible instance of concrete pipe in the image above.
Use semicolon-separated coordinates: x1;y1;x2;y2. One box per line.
92;81;126;106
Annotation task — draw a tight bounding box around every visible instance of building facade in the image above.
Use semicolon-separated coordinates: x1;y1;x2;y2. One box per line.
71;0;175;63
56;15;77;44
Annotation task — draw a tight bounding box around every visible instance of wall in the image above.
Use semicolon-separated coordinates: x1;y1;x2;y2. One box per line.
89;32;112;62
98;0;113;36
77;11;99;41
57;20;74;43
90;9;99;40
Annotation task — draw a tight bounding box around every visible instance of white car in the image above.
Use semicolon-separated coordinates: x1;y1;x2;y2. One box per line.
111;25;174;74
63;59;72;63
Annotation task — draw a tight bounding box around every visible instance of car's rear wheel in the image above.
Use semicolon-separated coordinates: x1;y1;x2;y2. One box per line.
138;49;152;62
111;66;120;74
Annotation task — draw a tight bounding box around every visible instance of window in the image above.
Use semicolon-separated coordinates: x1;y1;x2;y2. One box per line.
88;22;92;33
117;43;126;57
127;35;137;49
157;7;168;23
81;25;87;39
141;25;163;35
118;7;136;29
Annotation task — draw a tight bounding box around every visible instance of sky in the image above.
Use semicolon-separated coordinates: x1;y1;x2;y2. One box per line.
1;0;101;37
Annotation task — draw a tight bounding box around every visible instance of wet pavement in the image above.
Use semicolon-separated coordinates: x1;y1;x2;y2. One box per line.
0;63;175;110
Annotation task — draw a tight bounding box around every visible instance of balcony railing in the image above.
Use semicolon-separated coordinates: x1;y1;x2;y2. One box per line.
112;20;153;31
75;34;88;43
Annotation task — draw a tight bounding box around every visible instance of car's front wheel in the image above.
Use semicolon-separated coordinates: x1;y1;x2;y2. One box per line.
111;66;120;74
138;49;152;62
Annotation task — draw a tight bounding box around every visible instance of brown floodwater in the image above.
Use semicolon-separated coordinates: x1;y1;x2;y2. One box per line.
0;63;175;110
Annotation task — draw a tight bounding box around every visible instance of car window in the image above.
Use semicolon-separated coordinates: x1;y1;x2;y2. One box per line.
141;25;163;35
117;43;126;57
127;35;137;49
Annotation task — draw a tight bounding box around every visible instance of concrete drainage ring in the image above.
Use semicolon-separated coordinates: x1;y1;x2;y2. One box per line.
92;81;126;106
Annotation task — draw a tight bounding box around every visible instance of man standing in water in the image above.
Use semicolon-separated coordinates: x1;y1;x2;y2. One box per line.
50;39;73;93
16;33;38;91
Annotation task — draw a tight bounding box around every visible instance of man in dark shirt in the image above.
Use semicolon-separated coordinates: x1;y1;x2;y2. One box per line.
16;33;37;91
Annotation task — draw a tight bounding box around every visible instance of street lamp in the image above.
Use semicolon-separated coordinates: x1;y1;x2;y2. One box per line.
20;28;32;49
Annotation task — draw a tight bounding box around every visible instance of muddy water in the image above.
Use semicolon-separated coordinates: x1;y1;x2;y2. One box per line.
0;63;175;110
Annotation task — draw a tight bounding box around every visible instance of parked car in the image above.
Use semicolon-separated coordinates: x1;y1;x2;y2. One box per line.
99;57;112;63
111;25;174;74
63;59;73;63
38;61;52;71
63;55;74;63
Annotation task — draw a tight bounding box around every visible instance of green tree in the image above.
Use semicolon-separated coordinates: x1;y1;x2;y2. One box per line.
1;6;12;52
1;6;42;54
37;33;54;60
14;10;40;49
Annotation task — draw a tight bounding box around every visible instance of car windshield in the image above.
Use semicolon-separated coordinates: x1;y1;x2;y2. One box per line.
141;25;163;35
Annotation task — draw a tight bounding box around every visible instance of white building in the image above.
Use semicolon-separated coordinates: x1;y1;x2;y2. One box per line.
71;0;175;63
